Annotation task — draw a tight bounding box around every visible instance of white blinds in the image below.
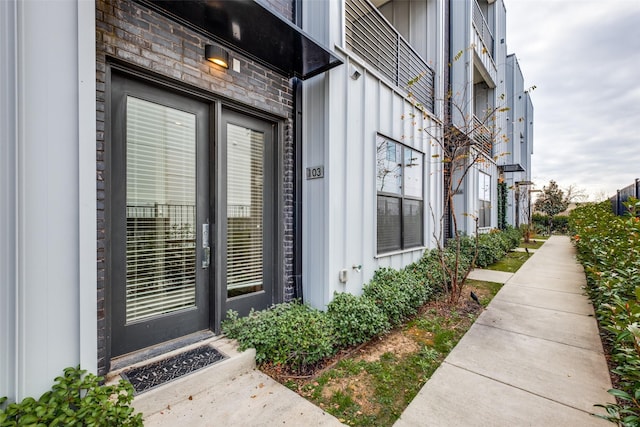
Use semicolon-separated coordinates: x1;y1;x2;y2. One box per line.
226;123;264;295
125;96;197;323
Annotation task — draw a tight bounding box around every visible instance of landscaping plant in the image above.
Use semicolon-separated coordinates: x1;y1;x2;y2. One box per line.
569;200;640;426
222;227;521;376
326;292;390;348
449;226;521;269
222;302;334;374
363;267;430;327
0;366;142;426
534;180;569;234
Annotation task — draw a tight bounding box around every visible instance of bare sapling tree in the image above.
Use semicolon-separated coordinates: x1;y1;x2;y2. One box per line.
563;184;589;204
516;183;534;242
405;49;530;304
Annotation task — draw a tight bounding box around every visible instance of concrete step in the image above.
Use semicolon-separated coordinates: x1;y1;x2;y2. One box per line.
109;336;256;419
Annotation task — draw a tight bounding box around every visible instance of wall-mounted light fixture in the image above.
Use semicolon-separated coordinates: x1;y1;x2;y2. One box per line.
205;44;229;68
349;64;361;80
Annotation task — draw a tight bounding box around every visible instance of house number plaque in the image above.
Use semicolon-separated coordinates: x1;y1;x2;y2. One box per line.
306;166;324;180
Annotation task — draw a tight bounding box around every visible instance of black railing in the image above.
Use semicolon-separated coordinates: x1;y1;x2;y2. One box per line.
472;115;492;156
609;179;640;216
472;0;494;57
345;0;435;113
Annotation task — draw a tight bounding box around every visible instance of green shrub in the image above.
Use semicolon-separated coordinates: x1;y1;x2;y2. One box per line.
364;267;431;326
503;226;523;248
415;247;472;290
222;302;334;373
0;366;142;426
475;233;503;267
327;293;390;348
533;213;569;234
450;228;521;269
552;216;569;234
451;235;476;262
411;249;447;288
220;228;523;374
569;201;640;425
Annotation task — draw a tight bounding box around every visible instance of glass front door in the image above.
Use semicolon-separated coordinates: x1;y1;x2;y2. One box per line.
110;76;279;357
220;110;276;317
111;75;210;357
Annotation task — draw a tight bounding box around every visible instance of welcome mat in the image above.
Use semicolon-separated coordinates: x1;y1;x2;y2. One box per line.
121;345;226;394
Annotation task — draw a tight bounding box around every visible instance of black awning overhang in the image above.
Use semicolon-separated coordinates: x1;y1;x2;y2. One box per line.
136;0;342;80
498;164;525;173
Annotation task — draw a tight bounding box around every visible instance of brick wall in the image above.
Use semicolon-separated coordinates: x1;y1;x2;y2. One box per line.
96;0;296;375
263;0;295;21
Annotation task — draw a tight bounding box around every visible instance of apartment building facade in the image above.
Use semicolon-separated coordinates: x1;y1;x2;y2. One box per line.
1;0;531;402
300;0;446;308
502;53;534;228
448;0;533;235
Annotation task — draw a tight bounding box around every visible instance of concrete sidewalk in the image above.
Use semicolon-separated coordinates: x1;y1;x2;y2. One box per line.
138;338;343;426
395;236;615;426
140;236;614;426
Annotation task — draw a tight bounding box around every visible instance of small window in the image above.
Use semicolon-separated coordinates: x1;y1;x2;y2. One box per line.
376;135;424;253
478;171;491;228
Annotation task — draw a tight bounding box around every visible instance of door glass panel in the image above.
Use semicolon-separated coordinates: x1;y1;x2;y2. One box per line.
126;96;197;322
227;123;264;298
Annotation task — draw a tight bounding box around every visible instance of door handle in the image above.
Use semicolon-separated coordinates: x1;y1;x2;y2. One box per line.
202;223;210;269
202;247;211;269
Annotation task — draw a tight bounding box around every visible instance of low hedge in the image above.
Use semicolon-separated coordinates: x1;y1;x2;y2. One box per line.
222;302;334;373
327;292;390;348
533;213;569;234
569;200;640;425
453;226;522;268
363;267;430;327
223;227;520;374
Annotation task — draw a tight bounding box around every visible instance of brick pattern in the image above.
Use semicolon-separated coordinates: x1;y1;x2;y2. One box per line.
96;0;296;375
263;0;295;21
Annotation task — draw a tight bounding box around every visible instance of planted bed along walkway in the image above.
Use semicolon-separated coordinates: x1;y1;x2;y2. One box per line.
140;236;613;426
395;235;615;427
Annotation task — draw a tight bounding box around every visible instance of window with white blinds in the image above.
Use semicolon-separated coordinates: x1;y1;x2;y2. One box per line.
227;123;264;297
376;135;424;253
125;96;197;323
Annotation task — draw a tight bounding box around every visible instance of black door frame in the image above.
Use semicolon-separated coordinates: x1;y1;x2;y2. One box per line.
110;73;211;357
106;66;286;361
214;108;282;322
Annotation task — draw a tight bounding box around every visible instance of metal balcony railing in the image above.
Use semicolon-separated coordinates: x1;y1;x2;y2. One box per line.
473;115;492;156
472;0;494;57
345;0;435;113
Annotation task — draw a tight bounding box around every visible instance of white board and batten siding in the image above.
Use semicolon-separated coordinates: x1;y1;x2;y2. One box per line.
302;51;443;310
0;0;97;402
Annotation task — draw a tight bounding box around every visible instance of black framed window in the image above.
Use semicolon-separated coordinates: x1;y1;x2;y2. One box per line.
376;135;424;253
478;171;491;228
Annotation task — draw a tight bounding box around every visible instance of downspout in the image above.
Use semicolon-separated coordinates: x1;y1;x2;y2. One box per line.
292;0;303;300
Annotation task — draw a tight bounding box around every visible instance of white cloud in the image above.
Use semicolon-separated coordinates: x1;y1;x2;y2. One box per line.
505;0;640;199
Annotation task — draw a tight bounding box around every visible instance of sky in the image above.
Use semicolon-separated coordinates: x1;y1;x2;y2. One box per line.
504;0;640;201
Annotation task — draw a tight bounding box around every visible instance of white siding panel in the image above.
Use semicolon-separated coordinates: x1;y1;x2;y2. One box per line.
0;0;97;402
344;64;366;295
302;74;330;308
0;0;18;403
18;0;79;398
303;53;443;308
328;57;348;295
378;84;393;136
361;69;379;285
